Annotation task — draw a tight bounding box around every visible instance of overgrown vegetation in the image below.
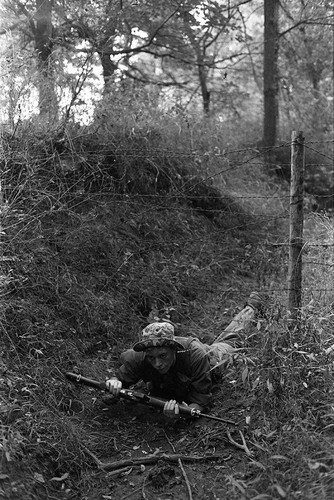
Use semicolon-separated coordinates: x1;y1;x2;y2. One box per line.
1;114;333;499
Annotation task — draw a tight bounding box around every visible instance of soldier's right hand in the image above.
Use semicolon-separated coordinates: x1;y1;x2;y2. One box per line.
106;378;122;397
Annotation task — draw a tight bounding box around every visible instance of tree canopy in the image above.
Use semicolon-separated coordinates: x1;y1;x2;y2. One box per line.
0;0;332;144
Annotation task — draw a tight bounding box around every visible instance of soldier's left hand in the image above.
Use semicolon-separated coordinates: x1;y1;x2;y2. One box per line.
163;399;180;419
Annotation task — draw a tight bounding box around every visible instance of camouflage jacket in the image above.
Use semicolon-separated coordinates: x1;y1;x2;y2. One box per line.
116;337;212;407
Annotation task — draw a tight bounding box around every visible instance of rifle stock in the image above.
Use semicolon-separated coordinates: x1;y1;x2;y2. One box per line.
65;372;235;425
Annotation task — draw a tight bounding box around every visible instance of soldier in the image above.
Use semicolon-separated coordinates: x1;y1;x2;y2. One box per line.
106;292;264;418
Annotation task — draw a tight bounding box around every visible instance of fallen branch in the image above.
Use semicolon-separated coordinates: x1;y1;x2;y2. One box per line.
238;430;252;456
178;458;193;500
98;452;225;471
226;430;253;456
81;444;104;467
164;430;176;452
141;474;150;500
82;441;231;473
106;466;133;478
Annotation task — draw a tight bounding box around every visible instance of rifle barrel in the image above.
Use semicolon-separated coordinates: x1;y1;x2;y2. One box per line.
65;372;106;390
199;412;236;425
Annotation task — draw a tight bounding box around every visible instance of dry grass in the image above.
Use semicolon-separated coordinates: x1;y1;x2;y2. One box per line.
1;114;333;499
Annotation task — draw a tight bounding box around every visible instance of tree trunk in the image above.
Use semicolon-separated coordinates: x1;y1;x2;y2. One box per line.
181;11;211;115
34;0;57;120
98;52;118;94
198;60;211;115
263;0;279;152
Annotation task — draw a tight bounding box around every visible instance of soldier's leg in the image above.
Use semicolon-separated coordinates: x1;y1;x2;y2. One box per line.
207;292;265;374
213;291;264;345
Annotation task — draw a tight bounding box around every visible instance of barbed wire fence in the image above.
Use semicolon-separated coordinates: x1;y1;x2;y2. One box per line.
1;131;333;322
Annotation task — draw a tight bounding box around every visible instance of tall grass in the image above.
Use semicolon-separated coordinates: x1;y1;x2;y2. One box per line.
1;98;333;498
233;212;334;499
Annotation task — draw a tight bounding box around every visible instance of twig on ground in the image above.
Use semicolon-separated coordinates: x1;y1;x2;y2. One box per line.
164;430;176;452
178;458;193;500
226;430;253;456
105;466;133;478
238;430;252;456
81;443;227;473
141;474;149;500
81;444;104;467
192;426;224;450
99;452;224;471
119;480;153;500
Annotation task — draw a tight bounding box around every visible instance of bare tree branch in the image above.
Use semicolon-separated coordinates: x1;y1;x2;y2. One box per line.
124;63;189;87
17;1;36;35
111;3;182;56
279;16;334;38
236;6;261;91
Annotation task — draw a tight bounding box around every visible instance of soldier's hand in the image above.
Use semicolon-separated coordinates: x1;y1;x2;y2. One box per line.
163;399;181;419
106;378;122;397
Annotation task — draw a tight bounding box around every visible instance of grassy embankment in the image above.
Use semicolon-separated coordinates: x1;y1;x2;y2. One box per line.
1;115;333;499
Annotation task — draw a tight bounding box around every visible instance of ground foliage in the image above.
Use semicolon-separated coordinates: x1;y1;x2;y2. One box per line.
1;123;334;499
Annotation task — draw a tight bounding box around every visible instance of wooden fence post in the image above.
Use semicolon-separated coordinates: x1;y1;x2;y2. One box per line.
288;130;305;326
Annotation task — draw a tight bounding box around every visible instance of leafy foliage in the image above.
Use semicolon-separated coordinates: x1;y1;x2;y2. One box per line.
0;2;333;497
1;107;333;498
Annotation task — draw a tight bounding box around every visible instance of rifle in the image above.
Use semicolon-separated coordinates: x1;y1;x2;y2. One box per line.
65;372;236;425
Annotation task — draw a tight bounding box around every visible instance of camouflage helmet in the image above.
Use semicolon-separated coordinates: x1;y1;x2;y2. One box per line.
133;322;183;352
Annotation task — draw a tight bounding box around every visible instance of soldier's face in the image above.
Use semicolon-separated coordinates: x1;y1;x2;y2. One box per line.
145;347;176;374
